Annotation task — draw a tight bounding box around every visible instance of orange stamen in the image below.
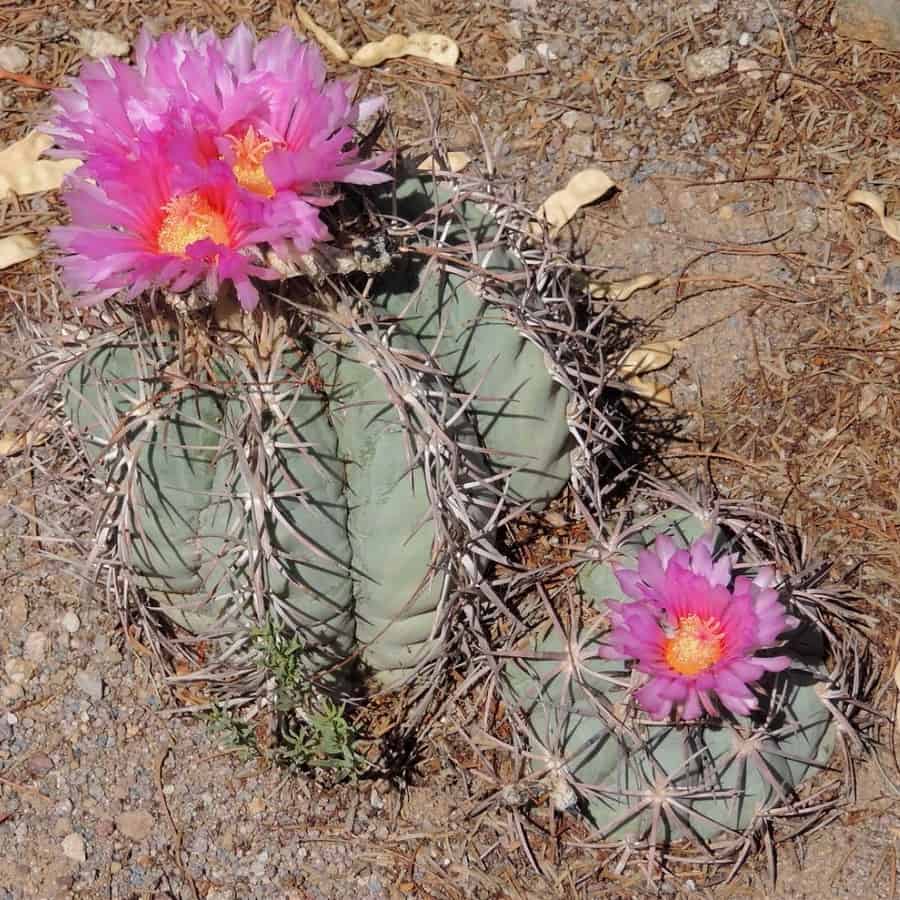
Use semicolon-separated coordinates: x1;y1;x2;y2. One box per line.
157;192;230;256
229;126;276;198
663;614;725;676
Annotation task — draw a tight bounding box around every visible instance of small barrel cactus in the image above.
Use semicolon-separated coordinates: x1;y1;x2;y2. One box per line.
499;501;865;863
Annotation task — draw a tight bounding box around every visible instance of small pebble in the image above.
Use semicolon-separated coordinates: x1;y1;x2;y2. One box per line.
25;753;54;777
738;31;752;47
684;46;732;81
647;207;667;226
76;29;129;59
116;810;155;842
794;206;818;235
881;263;900;295
7;594;27;630
75;669;103;701
0;45;28;73
643;80;674;110
60;611;80;634
23;631;47;664
61;832;87;863
506;52;527;74
4;658;35;686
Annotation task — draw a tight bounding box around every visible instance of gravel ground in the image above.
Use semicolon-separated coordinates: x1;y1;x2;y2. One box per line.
2;0;899;897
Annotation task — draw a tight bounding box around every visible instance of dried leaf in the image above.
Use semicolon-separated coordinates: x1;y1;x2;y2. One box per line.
0;131;80;199
533;168;616;237
847;190;900;244
417;152;472;173
589;273;660;301
0;426;51;457
351;32;460;68
295;4;349;62
0;234;41;270
624;376;673;406
616;340;682;379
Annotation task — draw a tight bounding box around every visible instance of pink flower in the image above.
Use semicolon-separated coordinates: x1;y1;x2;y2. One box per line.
600;532;798;721
47;24;390;306
50;136;323;308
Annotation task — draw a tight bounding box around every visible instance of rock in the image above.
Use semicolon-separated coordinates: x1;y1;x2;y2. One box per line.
736;57;767;80
76;29;130;59
23;631;47;663
0;45;28;73
0;719;12;742
881;263;900;295
60;611;80;634
647;207;667;226
25;753;54;777
684;46;732;81
509;0;537;11
834;0;900;50
117;810;155;841
0;684;23;702
61;832;86;863
4;657;34;685
506;52;527;74
795;207;818;235
643;81;674;110
7;594;27;630
738;31;752;47
566;132;593;157
75;669;103;701
535;42;558;62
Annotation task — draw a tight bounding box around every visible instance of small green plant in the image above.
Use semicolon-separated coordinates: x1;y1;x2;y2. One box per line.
204;705;258;762
204;616;368;778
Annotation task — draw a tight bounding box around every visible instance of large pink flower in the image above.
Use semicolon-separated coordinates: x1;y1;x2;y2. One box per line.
47;24;390;306
600;532;798;720
50;136;325;308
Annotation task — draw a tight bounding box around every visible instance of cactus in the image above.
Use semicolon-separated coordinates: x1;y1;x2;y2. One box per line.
60;176;577;693
499;503;861;857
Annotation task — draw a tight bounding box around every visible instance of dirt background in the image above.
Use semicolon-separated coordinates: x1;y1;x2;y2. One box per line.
1;0;899;898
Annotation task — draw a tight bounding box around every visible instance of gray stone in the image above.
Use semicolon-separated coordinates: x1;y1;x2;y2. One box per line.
647;207;667;226
643;81;674;110
75;669;103;701
881;263;900;295
685;46;732;81
834;0;900;50
795;207;819;235
0;45;28;73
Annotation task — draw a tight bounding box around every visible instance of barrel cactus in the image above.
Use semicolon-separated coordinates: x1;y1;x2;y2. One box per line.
498;497;869;868
37;24;606;704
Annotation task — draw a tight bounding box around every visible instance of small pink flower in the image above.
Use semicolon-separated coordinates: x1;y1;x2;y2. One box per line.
600;532;798;720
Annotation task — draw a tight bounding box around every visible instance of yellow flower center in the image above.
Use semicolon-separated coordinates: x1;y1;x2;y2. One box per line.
157;192;230;256
663;614;725;676
229;126;276;197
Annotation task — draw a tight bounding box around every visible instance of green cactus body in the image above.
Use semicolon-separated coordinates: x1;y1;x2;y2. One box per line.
502;510;836;842
65;335;357;673
62;177;573;686
373;176;572;508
